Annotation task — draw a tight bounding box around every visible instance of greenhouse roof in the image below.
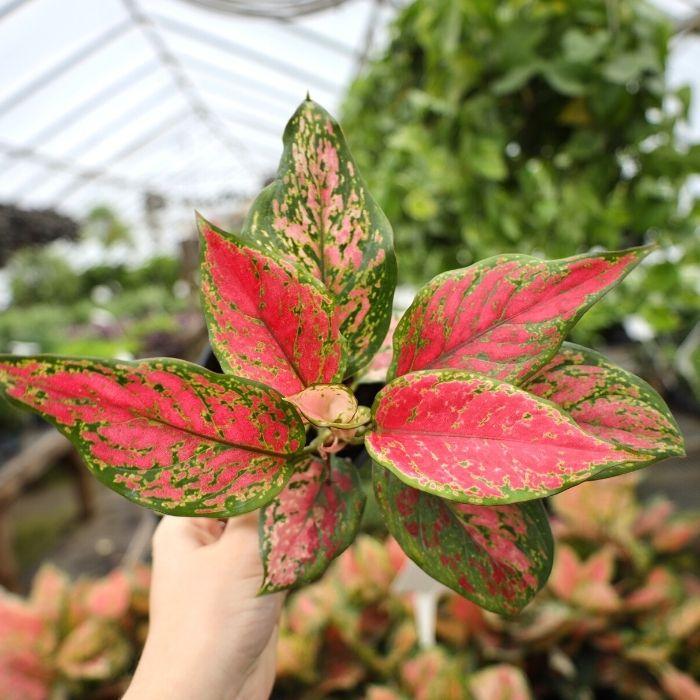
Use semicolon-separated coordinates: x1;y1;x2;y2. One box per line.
0;0;698;244
0;0;395;238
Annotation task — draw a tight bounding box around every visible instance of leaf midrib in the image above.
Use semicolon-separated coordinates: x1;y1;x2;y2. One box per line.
374;425;624;456
209;258;306;388
424;260;620;369
27;377;296;459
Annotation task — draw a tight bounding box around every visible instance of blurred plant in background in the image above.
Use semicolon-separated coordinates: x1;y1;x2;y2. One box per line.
80;206;132;250
0;565;149;700
0;205;201;432
0;205;78;267
1;251;192;359
2;475;698;699
276;474;700;700
343;0;700;403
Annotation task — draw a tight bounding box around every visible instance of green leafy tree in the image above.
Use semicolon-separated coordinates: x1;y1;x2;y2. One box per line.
342;0;700;340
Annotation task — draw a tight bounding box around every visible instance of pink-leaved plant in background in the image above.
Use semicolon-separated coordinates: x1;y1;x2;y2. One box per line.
0;98;685;614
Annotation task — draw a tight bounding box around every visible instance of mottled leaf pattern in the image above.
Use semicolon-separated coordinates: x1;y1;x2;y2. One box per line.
525;343;685;478
365;370;643;504
260;455;365;592
242;98;397;376
390;247;650;384
199;215;345;396
374;466;553;614
0;356;305;516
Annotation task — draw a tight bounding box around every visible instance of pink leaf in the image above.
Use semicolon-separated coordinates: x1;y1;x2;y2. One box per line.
85;570;131;620
550;474;639;541
525;343;684;474
0;356;305;516
260;455;365;592
29;564;70;624
549;544;620;613
469;664;533;700
626;566;676;611
199;215;346;396
334;534;402;603
400;648;466;700
391;248;650;384
659;666;700;700
283;384;362;427
366;370;641;504
0;592;52;700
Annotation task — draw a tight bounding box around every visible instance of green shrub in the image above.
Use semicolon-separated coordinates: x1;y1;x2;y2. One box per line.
343;0;699;280
342;0;700;397
7;248;82;307
0;305;85;352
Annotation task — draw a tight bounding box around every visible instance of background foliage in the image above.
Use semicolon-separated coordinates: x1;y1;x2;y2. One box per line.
342;0;700;397
2;475;698;699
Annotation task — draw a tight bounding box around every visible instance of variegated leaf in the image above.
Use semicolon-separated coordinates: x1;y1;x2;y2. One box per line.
241;98;397;376
198;215;346;396
0;355;305;516
390;247;650;384
525;343;684;478
284;384;362;428
260;455;365;592
365;370;643;504
374;465;552;614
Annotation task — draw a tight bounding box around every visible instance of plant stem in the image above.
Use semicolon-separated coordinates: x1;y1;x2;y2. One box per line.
302;429;331;454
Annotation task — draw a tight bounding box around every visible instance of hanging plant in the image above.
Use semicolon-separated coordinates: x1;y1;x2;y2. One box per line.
0;99;684;615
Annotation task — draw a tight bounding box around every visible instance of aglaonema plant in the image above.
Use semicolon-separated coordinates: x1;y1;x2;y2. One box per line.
0;98;685;615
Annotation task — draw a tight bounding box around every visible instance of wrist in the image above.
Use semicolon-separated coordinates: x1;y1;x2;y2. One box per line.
125;632;245;700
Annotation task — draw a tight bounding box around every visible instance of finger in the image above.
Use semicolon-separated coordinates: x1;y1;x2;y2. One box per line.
214;512;264;576
153;516;224;553
221;511;259;537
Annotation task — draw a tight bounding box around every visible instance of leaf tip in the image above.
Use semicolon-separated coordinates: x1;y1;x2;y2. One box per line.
194;210;210;237
256;578;280;596
635;241;659;260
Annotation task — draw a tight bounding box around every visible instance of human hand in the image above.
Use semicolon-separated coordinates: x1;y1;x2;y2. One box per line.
123;514;283;700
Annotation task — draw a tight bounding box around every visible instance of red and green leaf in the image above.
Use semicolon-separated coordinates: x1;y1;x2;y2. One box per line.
365;370;643;504
374;466;553;615
241;97;397;376
260;455;365;592
55;619;131;681
524;342;684;477
0;355;305;516
199;215;346;396
390;247;650;384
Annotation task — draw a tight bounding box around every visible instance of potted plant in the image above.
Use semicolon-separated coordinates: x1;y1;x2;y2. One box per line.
0;98;684;615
